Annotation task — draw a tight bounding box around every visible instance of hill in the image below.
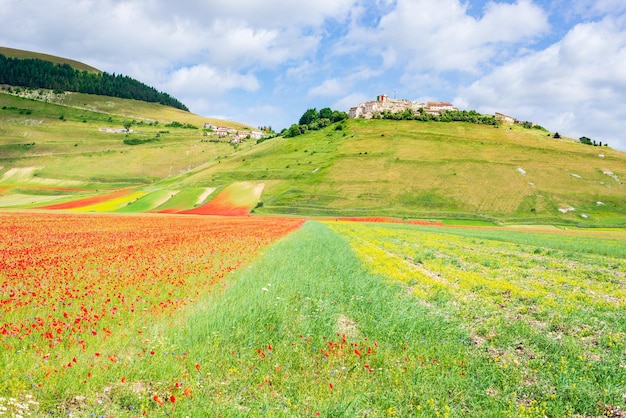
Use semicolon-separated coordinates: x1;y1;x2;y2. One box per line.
187;119;626;225
1;88;624;226
0;46;101;73
0;46;187;110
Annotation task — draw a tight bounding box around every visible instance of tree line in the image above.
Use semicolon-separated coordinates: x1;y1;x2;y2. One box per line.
373;107;497;125
0;54;188;111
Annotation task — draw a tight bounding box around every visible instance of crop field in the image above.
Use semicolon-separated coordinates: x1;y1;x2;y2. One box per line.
1;212;625;416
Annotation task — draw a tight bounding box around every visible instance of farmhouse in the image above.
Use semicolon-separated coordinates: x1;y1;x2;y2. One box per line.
215;126;229;136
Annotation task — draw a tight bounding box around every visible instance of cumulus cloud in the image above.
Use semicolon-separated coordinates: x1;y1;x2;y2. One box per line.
332;92;371;111
566;0;626;17
308;78;348;97
166;65;260;96
339;0;548;73
0;0;355;89
457;15;626;150
158;0;358;28
202;23;319;70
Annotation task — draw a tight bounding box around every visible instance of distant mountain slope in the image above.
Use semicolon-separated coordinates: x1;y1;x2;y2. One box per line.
0;46;101;73
0;46;188;110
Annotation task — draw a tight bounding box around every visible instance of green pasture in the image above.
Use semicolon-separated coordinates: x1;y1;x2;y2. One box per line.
179;119;625;223
150;187;211;212
0;91;248;184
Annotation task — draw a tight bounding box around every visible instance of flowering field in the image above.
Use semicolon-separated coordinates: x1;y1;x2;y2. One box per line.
0;212;303;415
38;189;135;211
326;221;626;416
1;214;625;416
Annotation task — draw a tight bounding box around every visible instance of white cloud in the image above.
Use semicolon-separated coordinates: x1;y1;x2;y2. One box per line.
332;92;370;111
163;0;358;28
308;78;348;97
2;0;626;147
307;65;383;98
0;0;353;76
339;0;548;73
457;15;626;150
166;65;260;96
566;0;626;16
285;61;316;81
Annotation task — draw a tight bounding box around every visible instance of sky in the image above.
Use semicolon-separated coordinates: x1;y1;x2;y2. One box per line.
1;0;626;151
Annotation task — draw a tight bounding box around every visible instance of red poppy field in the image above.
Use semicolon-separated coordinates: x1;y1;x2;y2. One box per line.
0;211;303;414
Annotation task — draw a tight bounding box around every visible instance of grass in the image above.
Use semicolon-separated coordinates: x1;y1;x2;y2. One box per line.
150;188;209;212
113;188;180;213
0;212;304;416
186;119;625;223
0;91;248;183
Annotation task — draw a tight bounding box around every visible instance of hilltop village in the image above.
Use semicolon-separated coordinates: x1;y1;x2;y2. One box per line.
349;94;521;125
349;95;458;119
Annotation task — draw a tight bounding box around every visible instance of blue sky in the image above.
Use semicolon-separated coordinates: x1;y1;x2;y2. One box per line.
1;0;626;151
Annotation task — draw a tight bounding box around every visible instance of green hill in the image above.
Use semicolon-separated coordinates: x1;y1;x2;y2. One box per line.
0;46;187;110
0;46;101;73
182;119;626;225
0;86;624;226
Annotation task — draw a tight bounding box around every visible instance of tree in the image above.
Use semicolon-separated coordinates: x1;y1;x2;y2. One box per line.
331;110;348;122
319;107;333;120
285;124;302;138
299;108;319;125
